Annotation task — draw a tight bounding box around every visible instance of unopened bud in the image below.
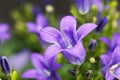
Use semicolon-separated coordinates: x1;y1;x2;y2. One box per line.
89;57;96;64
96;17;108;33
88;39;97;50
68;68;76;76
0;56;11;75
85;70;92;79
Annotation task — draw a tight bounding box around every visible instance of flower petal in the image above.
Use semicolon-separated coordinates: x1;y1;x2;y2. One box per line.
60;16;76;46
77;23;97;41
62;51;85;65
63;42;86;65
31;53;46;70
110;47;120;65
105;71;114;80
100;54;110;67
40;27;62;44
26;22;37;32
112;33;120;47
36;14;48;28
48;71;61;80
44;44;62;60
99;37;111;47
0;24;9;33
65;41;85;58
21;69;39;78
60;16;76;33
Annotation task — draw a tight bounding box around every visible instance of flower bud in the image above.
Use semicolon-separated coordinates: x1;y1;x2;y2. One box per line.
96;17;108;33
88;39;97;50
68;68;76;76
0;56;11;75
85;70;92;79
89;57;96;64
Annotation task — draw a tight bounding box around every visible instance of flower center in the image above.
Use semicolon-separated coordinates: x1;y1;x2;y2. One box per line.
109;64;119;74
37;25;42;31
44;69;51;76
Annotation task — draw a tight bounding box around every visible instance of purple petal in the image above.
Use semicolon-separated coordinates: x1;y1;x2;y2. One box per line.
9;50;30;72
48;71;61;80
105;71;114;80
100;54;110;67
22;69;39;78
31;53;46;70
0;24;9;33
60;16;76;33
112;33;120;47
77;23;97;41
65;42;85;58
26;22;37;32
36;14;48;28
40;27;62;44
114;66;120;79
62;42;86;65
60;16;76;46
62;51;84;65
110;47;120;65
99;37;111;47
0;33;10;40
44;44;62;60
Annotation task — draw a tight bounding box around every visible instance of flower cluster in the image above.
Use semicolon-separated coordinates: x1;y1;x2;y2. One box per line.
100;33;120;80
0;0;120;80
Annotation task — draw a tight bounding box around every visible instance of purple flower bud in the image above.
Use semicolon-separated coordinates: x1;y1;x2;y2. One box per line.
68;68;76;76
85;70;92;79
75;0;92;14
88;39;97;50
0;56;11;75
96;17;108;33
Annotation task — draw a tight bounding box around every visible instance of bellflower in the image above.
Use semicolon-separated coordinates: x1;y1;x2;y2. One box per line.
40;16;97;65
26;14;48;34
100;46;120;80
75;0;92;14
0;23;10;42
75;0;103;14
22;53;60;80
100;33;120;52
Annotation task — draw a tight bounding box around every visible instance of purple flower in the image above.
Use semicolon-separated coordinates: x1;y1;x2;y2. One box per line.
75;0;92;14
0;23;10;42
100;33;120;51
75;0;103;14
40;16;97;65
22;53;60;80
26;14;48;34
100;46;120;80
